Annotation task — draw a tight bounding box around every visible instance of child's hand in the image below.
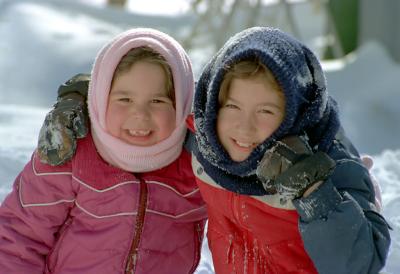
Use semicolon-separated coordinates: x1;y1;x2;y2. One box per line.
256;136;336;202
37;74;90;166
361;155;382;212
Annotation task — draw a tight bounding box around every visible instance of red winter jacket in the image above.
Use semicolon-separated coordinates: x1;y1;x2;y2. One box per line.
192;154;317;274
0;135;207;274
184;115;316;274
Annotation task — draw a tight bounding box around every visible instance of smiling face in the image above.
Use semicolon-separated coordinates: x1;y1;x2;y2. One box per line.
106;60;176;146
216;63;285;162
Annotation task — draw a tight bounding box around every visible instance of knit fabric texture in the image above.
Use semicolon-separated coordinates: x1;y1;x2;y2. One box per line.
89;28;194;172
193;27;340;195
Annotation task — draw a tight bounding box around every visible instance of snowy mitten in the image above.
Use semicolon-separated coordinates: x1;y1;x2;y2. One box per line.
37;74;90;165
257;136;336;201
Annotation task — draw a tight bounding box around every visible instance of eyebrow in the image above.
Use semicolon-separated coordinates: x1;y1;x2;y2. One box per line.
259;102;283;110
110;90;130;96
226;97;283;110
110;90;169;97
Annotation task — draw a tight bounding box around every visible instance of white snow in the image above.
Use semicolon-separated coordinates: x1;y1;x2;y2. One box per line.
0;1;399;273
324;42;400;154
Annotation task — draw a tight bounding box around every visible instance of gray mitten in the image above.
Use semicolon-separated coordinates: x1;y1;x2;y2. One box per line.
37;74;90;166
256;136;336;202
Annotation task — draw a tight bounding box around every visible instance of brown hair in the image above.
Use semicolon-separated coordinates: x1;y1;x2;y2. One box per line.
218;59;283;106
112;47;175;105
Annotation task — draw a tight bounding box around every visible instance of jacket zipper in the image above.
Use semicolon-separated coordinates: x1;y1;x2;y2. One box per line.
189;222;203;273
125;177;148;273
46;217;73;273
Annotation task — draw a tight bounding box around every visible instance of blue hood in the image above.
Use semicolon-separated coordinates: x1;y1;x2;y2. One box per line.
193;27;340;194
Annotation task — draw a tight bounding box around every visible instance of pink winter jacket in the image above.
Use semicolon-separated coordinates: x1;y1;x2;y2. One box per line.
0;135;207;274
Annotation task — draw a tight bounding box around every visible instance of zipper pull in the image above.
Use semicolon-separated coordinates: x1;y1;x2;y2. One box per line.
196;223;203;242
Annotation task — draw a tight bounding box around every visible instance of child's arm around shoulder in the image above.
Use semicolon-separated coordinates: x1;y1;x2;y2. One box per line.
292;138;391;274
0;151;75;273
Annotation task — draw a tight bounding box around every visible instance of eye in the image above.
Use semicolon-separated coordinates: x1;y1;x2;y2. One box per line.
224;103;239;109
151;97;172;104
258;108;274;114
151;99;165;104
118;98;131;103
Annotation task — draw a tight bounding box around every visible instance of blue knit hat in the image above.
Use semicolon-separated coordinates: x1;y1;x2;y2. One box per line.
193;27;340;195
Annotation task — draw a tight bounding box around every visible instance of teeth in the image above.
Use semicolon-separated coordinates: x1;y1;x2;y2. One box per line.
128;130;150;136
235;140;253;148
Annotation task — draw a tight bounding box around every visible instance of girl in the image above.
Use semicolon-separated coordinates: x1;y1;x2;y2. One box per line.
0;28;207;274
190;27;390;273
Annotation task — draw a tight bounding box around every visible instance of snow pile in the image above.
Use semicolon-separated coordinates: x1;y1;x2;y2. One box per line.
324;42;400;154
0;105;47;199
373;150;400;273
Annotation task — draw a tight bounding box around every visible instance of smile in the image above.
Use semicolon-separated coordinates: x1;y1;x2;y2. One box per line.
234;139;256;149
128;130;151;137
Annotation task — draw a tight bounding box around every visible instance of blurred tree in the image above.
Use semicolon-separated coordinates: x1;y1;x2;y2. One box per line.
182;0;239;50
323;0;359;59
107;0;127;8
359;0;400;63
279;0;301;40
182;0;300;52
244;0;262;29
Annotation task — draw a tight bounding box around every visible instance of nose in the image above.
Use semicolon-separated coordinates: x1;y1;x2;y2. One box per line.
128;103;150;120
236;112;256;134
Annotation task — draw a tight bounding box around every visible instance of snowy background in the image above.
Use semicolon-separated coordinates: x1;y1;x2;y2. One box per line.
0;0;399;273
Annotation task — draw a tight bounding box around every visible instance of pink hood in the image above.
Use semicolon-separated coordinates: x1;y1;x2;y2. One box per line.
88;28;194;172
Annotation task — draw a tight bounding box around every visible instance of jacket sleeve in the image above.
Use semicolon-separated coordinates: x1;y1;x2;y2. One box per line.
292;140;391;274
0;153;75;273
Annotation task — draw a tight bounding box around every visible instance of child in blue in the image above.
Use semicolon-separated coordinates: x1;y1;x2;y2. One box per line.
36;27;390;273
189;27;390;273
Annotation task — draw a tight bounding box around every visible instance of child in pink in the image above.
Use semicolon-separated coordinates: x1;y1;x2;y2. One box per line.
0;28;206;274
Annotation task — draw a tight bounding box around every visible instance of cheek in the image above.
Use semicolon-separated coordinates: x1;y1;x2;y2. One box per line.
157;108;176;135
258;116;283;139
216;110;239;147
216;111;229;140
106;104;124;133
216;110;236;131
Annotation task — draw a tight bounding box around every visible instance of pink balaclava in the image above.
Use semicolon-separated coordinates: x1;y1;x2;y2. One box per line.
88;28;194;172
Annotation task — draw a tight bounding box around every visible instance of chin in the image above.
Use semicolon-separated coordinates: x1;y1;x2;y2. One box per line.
230;153;250;162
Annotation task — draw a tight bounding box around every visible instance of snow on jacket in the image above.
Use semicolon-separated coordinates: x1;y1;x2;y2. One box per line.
190;27;391;273
0;134;207;274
